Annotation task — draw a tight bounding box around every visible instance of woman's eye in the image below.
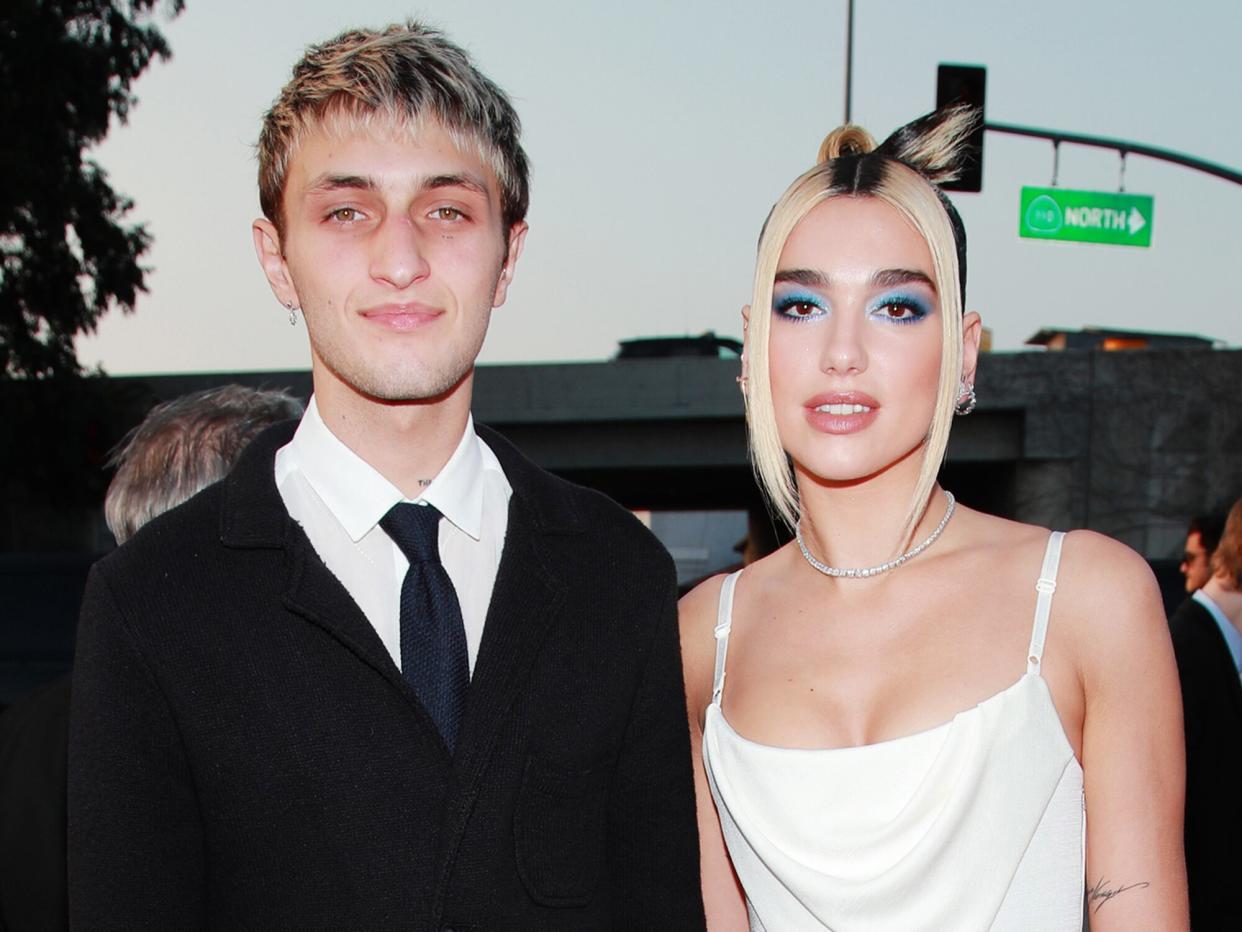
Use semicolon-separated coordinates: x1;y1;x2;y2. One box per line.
879;302;915;319
774;296;826;320
873;300;928;323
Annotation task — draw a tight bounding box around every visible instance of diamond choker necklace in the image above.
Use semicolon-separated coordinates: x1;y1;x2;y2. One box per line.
795;490;956;579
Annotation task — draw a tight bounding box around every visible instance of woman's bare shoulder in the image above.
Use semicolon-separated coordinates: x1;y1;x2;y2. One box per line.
960;510;1158;609
1054;528;1165;643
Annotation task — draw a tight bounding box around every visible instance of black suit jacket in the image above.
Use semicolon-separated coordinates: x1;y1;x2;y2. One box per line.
1169;596;1242;931
68;422;705;930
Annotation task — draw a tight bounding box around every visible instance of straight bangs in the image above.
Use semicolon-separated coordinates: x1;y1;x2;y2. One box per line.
290;97;510;192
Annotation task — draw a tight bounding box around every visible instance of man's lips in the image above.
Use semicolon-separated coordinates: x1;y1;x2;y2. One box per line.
804;392;880;434
359;303;443;331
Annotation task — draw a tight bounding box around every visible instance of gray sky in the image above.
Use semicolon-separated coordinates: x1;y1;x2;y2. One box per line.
76;0;1242;374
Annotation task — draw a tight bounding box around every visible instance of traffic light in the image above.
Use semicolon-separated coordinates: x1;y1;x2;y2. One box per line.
936;64;986;192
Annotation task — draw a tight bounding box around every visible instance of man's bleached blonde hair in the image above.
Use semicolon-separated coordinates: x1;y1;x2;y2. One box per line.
258;21;530;237
745;106;978;552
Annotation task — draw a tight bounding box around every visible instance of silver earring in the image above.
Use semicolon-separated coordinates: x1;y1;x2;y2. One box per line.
286;302;298;326
955;380;977;416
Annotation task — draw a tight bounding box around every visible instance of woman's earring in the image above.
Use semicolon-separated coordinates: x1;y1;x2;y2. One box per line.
286;301;299;326
955;380;977;416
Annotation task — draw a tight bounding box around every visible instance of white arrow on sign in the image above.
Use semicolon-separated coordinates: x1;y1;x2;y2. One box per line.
1128;206;1146;237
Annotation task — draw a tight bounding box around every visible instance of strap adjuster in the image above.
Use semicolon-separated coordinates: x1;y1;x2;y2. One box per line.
1035;577;1057;595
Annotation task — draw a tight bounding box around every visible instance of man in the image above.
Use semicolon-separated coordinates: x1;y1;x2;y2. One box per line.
1179;512;1226;593
1170;499;1242;930
68;22;705;930
2;385;301;932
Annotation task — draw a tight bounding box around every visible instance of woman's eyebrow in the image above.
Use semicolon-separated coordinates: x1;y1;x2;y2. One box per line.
774;268;936;292
774;268;830;288
870;268;936;291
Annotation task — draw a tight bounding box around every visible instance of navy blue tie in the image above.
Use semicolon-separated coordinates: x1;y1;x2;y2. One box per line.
379;503;469;752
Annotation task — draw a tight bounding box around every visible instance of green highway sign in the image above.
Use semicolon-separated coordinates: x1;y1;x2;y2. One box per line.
1019;186;1154;248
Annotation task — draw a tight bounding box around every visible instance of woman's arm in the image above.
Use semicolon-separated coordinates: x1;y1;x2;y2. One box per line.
680;580;750;931
1068;531;1188;931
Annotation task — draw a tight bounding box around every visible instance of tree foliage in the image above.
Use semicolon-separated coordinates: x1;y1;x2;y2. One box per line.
0;0;184;378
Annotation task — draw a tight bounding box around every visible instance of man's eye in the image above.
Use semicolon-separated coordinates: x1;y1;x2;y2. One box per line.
328;207;361;223
433;206;465;221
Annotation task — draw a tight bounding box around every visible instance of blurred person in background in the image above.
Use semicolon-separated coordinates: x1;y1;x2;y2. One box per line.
0;385;301;932
1180;511;1226;593
1170;497;1242;931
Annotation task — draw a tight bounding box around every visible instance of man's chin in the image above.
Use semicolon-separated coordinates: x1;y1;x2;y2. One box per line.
310;344;476;408
354;366;473;407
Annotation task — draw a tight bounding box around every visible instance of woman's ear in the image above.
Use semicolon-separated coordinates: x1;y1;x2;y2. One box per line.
961;311;983;386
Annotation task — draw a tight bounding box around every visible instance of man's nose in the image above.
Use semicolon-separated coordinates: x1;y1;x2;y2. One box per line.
370;217;430;289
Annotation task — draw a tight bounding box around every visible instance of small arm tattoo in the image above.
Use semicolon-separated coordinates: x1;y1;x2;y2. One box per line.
1088;877;1150;914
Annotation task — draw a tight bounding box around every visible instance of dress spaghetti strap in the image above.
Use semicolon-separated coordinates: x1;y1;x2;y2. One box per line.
712;571;742;706
1026;531;1066;675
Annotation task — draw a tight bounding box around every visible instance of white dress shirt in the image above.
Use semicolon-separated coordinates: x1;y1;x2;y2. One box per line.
274;397;511;674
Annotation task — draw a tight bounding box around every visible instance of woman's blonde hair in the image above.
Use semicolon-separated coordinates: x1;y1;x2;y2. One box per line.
744;106;978;552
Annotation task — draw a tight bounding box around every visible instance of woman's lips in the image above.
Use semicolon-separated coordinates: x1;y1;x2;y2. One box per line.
803;392;880;434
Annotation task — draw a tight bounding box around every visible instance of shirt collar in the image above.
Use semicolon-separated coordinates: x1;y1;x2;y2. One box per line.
288;397;485;543
1193;589;1242;674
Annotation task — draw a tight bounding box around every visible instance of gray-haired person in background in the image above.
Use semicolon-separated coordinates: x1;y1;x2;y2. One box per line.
0;385;301;932
104;385;304;543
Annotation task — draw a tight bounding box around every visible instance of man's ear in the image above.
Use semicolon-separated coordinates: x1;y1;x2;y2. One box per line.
961;311;983;386
252;219;299;308
492;221;529;308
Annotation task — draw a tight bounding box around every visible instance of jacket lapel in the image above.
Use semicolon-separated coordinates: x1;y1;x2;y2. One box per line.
280;535;407;695
430;427;579;915
453;488;566;787
220;421;446;748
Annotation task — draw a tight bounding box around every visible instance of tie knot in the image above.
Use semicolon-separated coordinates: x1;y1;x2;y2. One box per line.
380;503;443;565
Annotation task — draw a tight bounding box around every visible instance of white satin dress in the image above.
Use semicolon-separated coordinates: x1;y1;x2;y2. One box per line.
702;532;1086;931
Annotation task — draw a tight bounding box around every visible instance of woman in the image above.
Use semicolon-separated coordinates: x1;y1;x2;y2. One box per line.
680;107;1187;931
